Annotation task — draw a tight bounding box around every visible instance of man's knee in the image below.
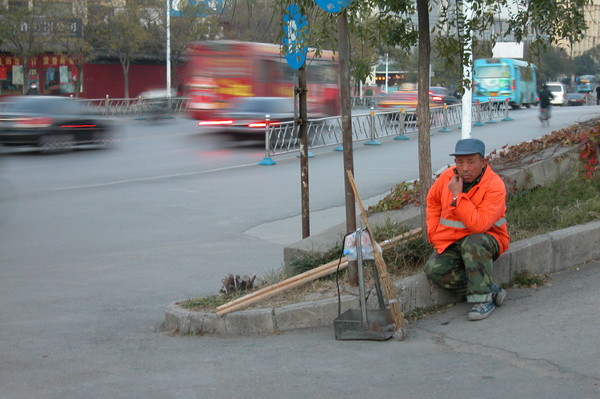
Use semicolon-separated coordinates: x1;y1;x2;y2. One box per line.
460;233;499;261
423;255;436;277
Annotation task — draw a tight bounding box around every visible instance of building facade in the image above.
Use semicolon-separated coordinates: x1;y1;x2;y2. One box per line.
0;0;168;98
557;1;600;57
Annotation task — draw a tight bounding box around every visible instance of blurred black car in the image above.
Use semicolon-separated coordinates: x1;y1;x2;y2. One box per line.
429;86;460;105
0;96;115;152
565;93;586;106
198;97;296;138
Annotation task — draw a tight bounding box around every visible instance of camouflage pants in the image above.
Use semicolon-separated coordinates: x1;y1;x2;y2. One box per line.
424;233;500;303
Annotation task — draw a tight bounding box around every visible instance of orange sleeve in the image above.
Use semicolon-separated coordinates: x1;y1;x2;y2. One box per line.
426;173;445;242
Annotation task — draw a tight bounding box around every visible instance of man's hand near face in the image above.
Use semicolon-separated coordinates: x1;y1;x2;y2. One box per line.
448;174;463;197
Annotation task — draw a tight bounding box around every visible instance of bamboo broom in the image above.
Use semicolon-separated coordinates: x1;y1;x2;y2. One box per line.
346;170;405;330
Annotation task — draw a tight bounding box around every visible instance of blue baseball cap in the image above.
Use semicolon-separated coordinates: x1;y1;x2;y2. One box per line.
450;138;485;157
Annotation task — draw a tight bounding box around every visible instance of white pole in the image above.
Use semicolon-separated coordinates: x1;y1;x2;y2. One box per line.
385;53;389;93
166;0;172;100
429;63;432;88
461;2;473;139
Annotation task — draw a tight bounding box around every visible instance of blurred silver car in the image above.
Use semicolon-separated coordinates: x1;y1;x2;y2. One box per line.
198;97;296;138
0;96;115;152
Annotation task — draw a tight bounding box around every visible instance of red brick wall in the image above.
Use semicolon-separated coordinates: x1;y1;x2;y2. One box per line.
82;63;167;99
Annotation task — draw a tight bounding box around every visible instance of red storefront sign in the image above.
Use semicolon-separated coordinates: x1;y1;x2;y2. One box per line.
0;55;76;68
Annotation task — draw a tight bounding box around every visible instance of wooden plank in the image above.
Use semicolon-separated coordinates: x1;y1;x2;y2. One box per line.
216;257;348;312
216;259;348;316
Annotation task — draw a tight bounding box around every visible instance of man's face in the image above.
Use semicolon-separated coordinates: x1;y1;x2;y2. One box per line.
454;154;486;183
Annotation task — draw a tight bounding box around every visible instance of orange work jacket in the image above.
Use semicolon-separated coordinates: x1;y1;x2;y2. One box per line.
426;165;510;254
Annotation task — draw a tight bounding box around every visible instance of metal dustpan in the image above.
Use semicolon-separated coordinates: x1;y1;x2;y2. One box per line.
333;229;396;341
334;308;396;341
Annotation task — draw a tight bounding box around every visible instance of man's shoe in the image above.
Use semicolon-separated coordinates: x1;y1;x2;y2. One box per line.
468;301;495;321
491;285;506;307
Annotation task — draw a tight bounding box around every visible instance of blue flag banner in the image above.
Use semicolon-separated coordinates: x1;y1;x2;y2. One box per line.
282;4;308;70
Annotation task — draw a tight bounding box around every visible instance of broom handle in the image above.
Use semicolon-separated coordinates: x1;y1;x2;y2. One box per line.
346;170;404;329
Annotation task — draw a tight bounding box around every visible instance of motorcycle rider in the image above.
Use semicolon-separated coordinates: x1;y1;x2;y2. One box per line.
538;84;555;126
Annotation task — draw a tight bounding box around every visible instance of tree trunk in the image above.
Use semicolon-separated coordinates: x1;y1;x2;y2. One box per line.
338;12;357;286
416;0;433;243
121;57;130;99
298;64;310;239
75;57;84;97
20;56;30;95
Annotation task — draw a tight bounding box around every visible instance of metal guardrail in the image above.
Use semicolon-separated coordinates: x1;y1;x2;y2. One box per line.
0;95;188;116
73;96;507;125
259;100;512;163
74;96;188;117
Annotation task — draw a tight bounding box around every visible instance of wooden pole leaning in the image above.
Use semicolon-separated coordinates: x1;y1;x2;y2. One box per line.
345;170;405;332
216;227;422;317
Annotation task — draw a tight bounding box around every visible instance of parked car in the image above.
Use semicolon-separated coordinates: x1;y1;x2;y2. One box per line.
546;82;567;106
429;86;460;105
565;92;586;106
0;96;115;152
198;97;296;139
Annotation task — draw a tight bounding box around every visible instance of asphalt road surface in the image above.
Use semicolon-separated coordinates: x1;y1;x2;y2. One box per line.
1;105;599;399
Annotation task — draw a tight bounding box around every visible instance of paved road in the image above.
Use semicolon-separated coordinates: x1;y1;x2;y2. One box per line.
2;263;599;398
1;105;599;398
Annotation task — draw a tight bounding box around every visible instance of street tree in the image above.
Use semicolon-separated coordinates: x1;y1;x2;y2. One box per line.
573;53;596;76
49;1;92;97
219;0;283;42
531;44;573;83
90;1;154;99
0;1;49;93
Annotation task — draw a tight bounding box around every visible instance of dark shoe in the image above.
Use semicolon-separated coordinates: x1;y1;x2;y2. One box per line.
468;301;495;321
491;284;506;307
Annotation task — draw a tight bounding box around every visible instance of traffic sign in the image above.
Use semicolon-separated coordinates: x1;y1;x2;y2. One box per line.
283;4;308;70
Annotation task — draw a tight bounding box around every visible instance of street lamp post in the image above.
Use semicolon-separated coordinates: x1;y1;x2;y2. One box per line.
385;53;389;93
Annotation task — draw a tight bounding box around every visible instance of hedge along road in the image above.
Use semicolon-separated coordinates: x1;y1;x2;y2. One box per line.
0;105;599;399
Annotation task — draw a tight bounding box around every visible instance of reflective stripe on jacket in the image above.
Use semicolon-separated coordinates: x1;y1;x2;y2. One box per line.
426;166;510;254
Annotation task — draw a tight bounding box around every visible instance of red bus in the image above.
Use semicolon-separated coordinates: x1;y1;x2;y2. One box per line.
180;40;340;120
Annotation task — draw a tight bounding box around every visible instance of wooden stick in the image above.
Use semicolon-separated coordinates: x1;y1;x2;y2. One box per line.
346;170;405;329
215;227;422;316
216;258;348;316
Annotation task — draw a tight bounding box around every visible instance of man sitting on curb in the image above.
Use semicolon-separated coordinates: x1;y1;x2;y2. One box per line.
424;138;509;321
